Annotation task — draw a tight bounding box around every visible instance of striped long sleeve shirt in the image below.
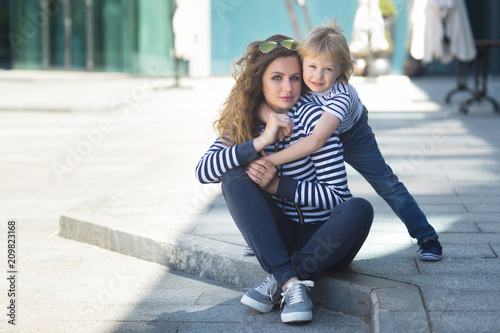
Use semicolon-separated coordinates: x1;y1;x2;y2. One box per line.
195;101;352;224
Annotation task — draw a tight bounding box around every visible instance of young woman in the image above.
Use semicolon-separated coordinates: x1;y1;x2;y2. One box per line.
195;35;373;324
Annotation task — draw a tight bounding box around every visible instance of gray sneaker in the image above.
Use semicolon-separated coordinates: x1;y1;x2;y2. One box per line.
241;275;281;313
280;280;314;323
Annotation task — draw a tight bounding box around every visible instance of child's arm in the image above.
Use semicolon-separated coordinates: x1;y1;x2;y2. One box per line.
264;112;341;166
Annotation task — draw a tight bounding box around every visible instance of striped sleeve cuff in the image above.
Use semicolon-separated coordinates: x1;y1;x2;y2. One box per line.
235;139;260;165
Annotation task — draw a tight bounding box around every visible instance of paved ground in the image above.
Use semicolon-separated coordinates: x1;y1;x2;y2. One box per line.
1;69;500;332
0;71;369;332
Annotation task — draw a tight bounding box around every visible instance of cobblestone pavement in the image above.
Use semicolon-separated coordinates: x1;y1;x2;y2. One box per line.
1;70;500;332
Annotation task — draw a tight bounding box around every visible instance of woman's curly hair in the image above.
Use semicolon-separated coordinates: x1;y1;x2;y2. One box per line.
214;34;302;146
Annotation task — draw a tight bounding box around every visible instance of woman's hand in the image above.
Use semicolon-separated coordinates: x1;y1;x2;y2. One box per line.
253;113;293;153
246;159;279;194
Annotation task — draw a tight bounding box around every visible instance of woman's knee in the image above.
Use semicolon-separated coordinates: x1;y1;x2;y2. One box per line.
221;167;248;193
346;197;374;222
222;166;247;180
352;197;373;210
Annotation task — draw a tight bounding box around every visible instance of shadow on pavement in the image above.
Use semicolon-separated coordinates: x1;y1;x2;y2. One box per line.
113;75;500;332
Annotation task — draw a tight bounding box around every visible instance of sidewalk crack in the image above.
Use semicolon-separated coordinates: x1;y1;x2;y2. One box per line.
193;289;206;305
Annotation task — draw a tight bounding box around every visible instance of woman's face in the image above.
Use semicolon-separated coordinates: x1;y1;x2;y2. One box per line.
262;56;302;113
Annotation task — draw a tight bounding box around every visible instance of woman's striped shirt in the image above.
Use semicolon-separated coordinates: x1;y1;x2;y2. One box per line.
195;101;352;224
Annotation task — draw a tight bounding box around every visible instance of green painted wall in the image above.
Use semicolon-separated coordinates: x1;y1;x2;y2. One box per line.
9;0;177;75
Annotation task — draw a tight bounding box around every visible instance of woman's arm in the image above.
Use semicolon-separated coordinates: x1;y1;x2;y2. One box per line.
258;101;274;123
195;113;294;184
263;112;341;166
258;102;294;139
195;139;258;184
252;112;294;152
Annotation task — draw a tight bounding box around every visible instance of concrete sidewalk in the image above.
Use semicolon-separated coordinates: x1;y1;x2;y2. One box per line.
1;70;500;332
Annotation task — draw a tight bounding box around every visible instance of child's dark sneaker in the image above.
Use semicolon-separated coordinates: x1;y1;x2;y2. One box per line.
419;238;443;261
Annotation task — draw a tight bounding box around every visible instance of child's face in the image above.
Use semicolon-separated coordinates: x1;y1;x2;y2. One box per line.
302;56;342;94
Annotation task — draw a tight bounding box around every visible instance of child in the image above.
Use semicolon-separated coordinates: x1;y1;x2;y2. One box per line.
257;18;443;261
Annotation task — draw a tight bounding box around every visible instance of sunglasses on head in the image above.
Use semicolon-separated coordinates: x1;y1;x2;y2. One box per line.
259;39;299;53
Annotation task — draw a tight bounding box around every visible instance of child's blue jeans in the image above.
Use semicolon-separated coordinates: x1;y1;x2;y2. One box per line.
340;108;438;246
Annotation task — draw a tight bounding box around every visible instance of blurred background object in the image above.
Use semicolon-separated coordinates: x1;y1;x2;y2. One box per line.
1;0;499;77
409;0;476;66
349;0;394;76
6;0;179;75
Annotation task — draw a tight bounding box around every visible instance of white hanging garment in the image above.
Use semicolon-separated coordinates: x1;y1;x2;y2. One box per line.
409;0;428;60
350;0;390;57
422;0;476;64
445;0;476;62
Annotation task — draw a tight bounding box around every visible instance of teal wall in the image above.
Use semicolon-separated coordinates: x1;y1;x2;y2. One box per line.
211;0;407;75
390;0;407;74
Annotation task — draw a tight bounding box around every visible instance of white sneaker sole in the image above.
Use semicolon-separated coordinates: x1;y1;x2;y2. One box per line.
281;311;313;323
241;294;275;313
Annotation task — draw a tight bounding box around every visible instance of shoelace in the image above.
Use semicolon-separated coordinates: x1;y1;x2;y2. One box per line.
280;280;314;307
256;275;279;301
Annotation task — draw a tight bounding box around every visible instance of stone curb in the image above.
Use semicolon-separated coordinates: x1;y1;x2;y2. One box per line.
313;272;431;333
59;210;431;333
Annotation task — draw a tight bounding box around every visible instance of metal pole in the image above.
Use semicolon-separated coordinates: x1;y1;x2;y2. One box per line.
64;0;72;69
298;0;312;32
169;0;179;87
284;0;303;41
366;0;374;76
86;0;93;70
41;0;50;68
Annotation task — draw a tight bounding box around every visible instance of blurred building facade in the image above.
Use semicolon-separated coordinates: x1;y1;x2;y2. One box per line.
0;0;498;76
3;0;177;75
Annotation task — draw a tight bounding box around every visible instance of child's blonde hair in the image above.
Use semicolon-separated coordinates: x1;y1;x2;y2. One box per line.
298;18;354;84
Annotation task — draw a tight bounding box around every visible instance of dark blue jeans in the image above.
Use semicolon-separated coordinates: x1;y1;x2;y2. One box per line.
221;167;374;288
340;109;438;245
